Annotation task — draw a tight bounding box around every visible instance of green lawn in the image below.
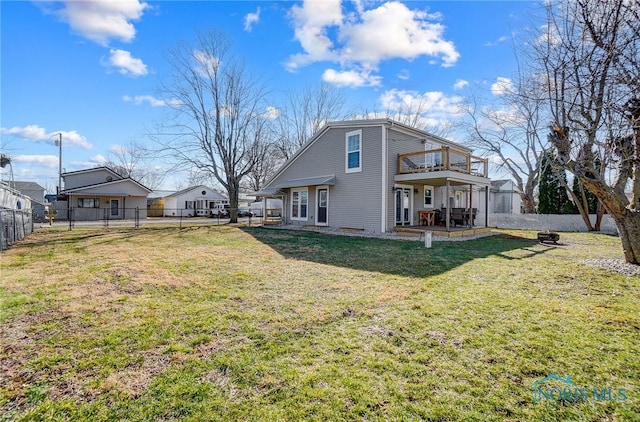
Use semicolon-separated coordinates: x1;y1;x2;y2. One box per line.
1;225;638;421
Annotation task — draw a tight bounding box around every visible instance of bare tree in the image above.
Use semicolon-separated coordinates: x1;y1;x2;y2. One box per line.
359;103;456;139
242;138;276;193
103;140;166;190
154;30;271;223
462;72;546;213
274;82;350;160
535;0;640;263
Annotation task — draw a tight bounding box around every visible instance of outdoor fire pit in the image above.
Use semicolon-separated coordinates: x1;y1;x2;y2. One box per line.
537;231;560;244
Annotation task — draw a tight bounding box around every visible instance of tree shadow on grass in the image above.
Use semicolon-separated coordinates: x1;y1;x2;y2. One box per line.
242;227;555;278
13;225;186;252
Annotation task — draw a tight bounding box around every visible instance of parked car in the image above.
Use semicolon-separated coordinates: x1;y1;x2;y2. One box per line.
248;202;264;217
237;207;253;217
209;205;230;218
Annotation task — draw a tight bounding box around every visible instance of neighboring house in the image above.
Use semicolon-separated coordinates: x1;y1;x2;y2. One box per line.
11;181;45;203
257;119;491;233
238;193;257;208
54;167;152;221
155;185;228;217
490;179;522;214
11;181;47;221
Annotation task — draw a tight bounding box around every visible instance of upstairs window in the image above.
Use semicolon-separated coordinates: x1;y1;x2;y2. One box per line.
345;130;362;173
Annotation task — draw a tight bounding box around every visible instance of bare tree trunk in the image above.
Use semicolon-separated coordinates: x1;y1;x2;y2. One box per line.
566;184;594;230
521;194;536;214
611;210;640;264
227;179;240;224
595;201;605;231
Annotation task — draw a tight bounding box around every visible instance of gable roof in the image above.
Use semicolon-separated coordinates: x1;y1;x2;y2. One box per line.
164;185;227;199
63;177;152;194
61;166;123;179
10;181;45;191
263;118;473;189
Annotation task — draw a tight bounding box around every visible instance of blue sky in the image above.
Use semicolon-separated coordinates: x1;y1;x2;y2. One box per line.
1;0;537;191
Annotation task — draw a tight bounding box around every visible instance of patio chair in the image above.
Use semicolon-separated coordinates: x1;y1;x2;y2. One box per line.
402;156;422;171
451;208;465;226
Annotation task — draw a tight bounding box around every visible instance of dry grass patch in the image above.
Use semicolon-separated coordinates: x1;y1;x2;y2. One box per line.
1;225;638;421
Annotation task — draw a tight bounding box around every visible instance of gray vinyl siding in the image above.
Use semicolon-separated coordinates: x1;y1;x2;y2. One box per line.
269;126;384;232
384;128;435;231
64;169;119;189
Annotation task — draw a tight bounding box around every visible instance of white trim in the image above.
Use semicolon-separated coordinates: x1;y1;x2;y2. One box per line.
381;125;387;233
423;185;434;208
290;187;308;221
315;185;329;226
345;129;362;173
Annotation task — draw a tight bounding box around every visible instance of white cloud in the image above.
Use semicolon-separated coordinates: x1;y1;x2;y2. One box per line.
322;68;382;87
453;79;469;90
491;77;514;96
536;23;562;48
264;106;280;119
339;2;459;66
1;124;47;141
193;50;220;76
397;69;410;80
1;125;92;150
123;94;181;107
286;0;459;84
53;0;149;46
484;34;510;47
380;89;464;114
378;89;465;129
12;155;59;168
89;154;108;164
287;0;343;70
244;8;260;32
107;49;148;77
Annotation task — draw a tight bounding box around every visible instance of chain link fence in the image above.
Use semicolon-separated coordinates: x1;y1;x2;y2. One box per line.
47;207;279;229
1;206;282;250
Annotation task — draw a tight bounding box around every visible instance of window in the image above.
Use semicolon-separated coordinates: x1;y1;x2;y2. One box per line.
77;198;99;208
345;129;362;173
185;201;195;209
291;188;308;220
424;186;433;208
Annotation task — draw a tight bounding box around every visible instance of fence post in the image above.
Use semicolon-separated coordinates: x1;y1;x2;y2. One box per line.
21;210;26;240
135;207;139;229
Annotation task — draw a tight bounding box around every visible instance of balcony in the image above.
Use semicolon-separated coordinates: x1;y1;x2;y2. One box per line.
398;147;488;178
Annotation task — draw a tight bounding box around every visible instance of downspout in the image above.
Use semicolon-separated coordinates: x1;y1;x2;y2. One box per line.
381;124;388;233
485;186;489;228
445;179;450;230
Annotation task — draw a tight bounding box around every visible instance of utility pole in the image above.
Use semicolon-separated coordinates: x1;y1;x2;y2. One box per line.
55;133;62;194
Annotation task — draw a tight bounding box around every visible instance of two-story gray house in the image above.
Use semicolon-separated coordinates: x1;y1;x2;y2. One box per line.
54;167;152;221
258;119;491;235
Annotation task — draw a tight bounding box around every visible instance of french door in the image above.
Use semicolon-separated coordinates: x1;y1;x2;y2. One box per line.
395;186;412;226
